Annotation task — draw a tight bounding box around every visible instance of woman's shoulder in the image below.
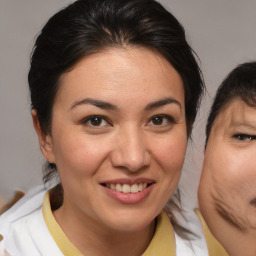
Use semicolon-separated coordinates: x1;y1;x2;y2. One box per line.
0;185;47;235
0;185;47;219
0;185;62;256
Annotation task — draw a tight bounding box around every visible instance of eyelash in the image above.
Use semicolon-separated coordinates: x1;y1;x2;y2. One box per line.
80;115;111;127
147;114;176;127
80;114;175;128
233;134;256;141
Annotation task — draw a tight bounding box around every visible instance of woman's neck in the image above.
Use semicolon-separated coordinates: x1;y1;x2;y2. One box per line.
53;200;155;256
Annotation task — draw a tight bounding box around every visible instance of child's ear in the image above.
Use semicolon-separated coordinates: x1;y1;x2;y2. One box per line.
31;110;56;164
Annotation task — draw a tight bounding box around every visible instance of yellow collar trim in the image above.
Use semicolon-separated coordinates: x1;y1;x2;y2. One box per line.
142;210;176;256
194;208;228;256
42;192;82;255
43;192;176;256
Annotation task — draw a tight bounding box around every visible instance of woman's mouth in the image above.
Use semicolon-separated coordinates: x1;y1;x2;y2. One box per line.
100;179;155;204
102;183;149;193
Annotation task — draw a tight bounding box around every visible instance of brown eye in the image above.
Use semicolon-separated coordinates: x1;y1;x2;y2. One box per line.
81;115;110;128
90;116;103;126
147;115;175;127
152;116;164;125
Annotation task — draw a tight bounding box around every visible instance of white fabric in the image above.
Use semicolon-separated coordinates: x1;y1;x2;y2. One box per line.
173;207;209;256
0;186;63;256
0;185;209;256
0;241;6;256
175;231;208;256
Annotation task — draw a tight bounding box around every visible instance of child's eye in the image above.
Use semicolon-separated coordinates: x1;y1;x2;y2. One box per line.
147;115;175;126
81;115;110;127
233;134;256;141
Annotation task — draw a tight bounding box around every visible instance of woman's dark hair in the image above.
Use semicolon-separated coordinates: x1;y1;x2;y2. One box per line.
28;0;204;235
205;61;256;145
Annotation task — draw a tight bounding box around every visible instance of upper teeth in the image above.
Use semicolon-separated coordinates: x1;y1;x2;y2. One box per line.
106;183;147;193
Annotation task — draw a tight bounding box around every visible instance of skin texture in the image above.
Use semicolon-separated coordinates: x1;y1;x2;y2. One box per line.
33;47;187;256
199;99;256;256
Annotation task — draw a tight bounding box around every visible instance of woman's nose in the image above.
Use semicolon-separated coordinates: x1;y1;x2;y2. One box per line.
110;127;150;172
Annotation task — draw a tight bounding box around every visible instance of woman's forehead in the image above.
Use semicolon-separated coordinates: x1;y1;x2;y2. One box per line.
54;47;185;109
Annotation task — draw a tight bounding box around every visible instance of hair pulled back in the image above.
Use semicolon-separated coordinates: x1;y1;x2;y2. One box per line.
28;0;204;236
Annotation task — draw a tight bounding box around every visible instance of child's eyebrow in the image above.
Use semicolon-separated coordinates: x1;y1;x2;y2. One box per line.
230;120;256;130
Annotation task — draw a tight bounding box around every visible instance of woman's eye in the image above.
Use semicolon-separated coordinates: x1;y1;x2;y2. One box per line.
234;134;256;141
81;115;110;127
148;115;174;126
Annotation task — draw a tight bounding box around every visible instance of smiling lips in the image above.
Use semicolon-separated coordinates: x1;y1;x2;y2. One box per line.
101;179;155;204
106;183;148;193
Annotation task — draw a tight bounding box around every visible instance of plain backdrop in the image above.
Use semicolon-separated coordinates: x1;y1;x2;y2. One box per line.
1;0;256;210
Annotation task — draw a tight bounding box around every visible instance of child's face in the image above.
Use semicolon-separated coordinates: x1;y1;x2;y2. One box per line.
199;99;256;231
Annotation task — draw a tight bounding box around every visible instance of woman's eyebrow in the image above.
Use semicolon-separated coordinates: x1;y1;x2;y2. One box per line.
144;97;181;111
70;98;118;111
70;97;181;111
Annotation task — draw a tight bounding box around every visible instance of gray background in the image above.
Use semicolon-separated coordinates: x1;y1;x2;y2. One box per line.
1;0;256;209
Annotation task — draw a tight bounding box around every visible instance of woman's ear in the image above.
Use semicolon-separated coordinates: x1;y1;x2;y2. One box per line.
31;110;56;164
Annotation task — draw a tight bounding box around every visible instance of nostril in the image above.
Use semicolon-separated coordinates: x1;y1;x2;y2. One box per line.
109;137;150;172
250;198;256;207
110;153;150;172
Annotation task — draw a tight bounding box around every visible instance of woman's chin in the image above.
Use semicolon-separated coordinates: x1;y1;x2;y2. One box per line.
112;215;155;233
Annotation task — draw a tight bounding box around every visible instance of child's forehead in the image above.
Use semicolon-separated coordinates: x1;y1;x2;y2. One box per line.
210;99;256;132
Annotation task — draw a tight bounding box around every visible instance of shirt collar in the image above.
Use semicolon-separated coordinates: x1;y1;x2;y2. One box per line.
43;192;176;256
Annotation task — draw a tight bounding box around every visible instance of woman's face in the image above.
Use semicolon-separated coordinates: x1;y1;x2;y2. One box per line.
199;99;256;231
40;47;187;232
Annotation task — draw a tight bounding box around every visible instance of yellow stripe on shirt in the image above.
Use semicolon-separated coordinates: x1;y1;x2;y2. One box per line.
42;192;83;256
195;208;228;256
